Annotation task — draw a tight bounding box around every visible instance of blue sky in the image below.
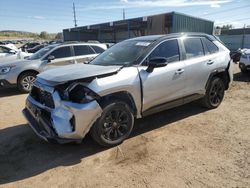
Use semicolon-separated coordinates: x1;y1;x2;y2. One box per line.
0;0;250;33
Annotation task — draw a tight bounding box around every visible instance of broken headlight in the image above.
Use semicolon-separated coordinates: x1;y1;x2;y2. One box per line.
60;83;99;104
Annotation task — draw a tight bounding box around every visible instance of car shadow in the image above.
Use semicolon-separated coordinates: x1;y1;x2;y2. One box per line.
0;103;206;185
0;88;23;98
233;72;250;82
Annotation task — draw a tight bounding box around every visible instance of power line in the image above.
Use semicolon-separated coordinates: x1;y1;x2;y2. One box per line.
216;17;250;25
198;4;250;16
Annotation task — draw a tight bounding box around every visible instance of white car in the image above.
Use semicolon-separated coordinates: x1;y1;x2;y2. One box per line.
239;49;250;73
0;44;32;62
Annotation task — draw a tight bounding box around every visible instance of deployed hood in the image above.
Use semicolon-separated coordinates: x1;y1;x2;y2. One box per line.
37;63;121;84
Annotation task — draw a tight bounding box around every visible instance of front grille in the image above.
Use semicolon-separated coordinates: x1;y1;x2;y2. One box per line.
30;86;55;108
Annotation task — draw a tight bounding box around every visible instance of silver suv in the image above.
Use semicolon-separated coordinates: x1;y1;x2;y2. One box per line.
23;33;233;146
0;42;106;92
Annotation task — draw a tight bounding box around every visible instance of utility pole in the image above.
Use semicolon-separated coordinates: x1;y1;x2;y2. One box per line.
242;24;246;48
73;2;77;27
123;8;125;20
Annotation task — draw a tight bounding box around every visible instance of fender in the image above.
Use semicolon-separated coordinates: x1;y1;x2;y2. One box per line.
205;61;231;90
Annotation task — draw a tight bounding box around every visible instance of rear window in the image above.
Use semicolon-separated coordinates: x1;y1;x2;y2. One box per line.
90;45;105;54
73;45;95;56
184;38;204;59
202;38;219;54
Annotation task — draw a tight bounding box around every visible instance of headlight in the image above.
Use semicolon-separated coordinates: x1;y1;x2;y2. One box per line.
0;65;15;74
59;83;99;104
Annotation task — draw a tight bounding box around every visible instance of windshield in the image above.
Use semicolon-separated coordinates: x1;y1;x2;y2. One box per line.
90;40;152;66
28;45;56;60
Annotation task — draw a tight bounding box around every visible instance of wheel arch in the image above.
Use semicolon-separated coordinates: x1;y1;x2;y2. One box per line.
17;69;39;83
97;91;138;117
206;66;230;90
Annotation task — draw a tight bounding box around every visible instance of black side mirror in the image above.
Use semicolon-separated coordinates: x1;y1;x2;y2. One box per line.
47;55;55;62
146;57;168;73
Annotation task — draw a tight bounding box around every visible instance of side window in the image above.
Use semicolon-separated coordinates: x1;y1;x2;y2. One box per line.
73;45;95;56
90;45;105;54
49;46;72;59
202;38;219;54
148;39;180;63
183;38;204;59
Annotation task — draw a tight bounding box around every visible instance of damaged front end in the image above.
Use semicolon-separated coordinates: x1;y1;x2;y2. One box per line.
22;80;102;144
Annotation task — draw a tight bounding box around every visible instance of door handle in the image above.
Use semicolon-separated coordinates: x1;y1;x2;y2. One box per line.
175;69;184;74
207;60;214;65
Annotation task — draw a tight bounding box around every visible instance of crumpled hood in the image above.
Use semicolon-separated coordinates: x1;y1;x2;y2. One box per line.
37;63;121;84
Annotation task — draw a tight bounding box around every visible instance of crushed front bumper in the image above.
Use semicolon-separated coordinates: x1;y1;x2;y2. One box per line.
23;89;102;144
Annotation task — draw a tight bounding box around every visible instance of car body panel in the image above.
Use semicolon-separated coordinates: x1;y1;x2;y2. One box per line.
138;61;186;112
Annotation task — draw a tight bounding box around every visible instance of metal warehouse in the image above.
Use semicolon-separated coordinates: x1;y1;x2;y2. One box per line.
63;12;214;43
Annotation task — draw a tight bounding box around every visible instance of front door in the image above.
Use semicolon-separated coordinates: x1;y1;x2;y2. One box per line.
138;39;186;113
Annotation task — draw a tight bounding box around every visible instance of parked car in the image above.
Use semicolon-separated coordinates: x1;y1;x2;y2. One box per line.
22;33;233;146
0;42;107;92
0;45;17;58
230;48;248;63
20;42;41;52
26;44;48;53
0;45;32;61
239;49;250;74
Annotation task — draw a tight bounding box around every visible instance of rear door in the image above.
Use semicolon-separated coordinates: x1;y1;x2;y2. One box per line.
42;46;75;70
181;37;211;96
90;45;105;54
73;45;97;63
138;39;186;112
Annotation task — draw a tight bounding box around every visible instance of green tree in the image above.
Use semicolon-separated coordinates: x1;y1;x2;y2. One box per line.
39;31;49;39
221;24;233;30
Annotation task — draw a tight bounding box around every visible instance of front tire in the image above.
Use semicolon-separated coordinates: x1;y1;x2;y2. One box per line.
200;77;225;109
17;72;37;93
90;101;134;147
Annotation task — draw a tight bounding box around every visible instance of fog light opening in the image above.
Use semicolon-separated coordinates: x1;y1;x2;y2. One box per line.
70;116;76;132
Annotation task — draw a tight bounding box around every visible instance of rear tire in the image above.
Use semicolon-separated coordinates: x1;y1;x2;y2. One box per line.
17;72;37;93
90;101;134;147
200;77;225;109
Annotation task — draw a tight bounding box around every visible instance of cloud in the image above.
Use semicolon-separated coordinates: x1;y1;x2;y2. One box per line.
78;0;231;11
119;0;230;8
210;4;221;8
32;16;45;20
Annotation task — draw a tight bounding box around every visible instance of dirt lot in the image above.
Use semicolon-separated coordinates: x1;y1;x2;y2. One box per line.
0;64;250;188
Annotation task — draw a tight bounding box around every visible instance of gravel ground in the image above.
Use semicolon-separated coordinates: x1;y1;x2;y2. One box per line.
0;64;249;188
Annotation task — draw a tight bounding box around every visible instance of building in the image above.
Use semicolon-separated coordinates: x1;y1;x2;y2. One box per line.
63;11;214;43
218;28;250;51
